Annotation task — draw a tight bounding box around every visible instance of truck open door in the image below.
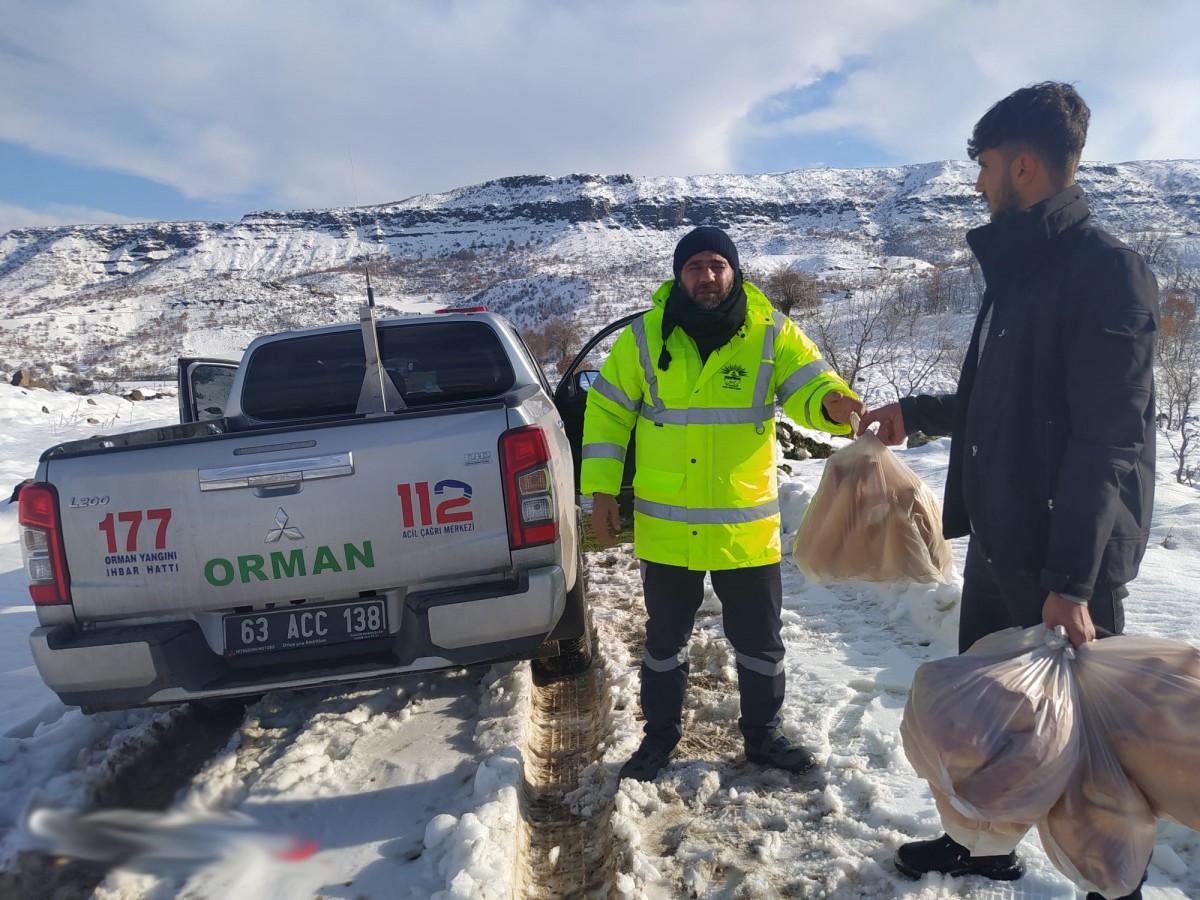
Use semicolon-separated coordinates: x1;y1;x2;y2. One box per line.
177;357;238;424
553;311;643;495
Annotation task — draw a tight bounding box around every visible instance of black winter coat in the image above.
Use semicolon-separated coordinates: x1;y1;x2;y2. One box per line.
901;186;1158;601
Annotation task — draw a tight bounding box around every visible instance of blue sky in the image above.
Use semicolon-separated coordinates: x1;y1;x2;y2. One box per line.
0;142;258;225
1;0;1197;236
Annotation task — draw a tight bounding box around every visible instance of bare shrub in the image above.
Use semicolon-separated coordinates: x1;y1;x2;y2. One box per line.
763;267;821;317
797;275;961;406
521;316;585;375
1157;291;1200;483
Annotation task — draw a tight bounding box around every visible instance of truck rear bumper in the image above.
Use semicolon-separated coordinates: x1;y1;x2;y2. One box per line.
31;565;567;713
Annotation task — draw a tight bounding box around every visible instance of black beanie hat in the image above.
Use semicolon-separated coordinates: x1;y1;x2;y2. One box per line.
672;226;740;279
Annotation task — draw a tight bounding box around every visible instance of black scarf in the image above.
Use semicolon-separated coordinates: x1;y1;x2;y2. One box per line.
658;275;748;370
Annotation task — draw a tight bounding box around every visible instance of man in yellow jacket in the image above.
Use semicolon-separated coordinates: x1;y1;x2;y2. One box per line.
583;226;865;781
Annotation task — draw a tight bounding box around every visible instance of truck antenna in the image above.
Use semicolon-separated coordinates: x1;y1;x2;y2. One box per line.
350;149;377;309
349;150;402;411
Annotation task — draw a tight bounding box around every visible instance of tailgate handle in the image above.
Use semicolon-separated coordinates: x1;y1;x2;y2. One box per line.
198;453;354;492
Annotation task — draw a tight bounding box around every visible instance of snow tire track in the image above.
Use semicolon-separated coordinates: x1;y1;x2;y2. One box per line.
578;545;958;898
0;700;247;900
520;621;616;897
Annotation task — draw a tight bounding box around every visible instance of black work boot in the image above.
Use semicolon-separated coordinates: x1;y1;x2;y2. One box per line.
1086;867;1148;900
618;739;677;782
1086;889;1142;900
744;728;817;774
893;833;1024;881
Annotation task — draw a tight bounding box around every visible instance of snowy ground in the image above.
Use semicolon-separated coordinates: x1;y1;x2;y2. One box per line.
0;382;1198;899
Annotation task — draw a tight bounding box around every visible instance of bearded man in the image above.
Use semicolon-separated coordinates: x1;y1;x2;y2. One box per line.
582;226;865;781
859;83;1159;898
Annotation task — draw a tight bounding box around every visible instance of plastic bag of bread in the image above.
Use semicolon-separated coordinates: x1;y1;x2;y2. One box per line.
901;626;1080;823
1037;674;1157;900
931;787;1031;856
1073;635;1200;831
791;429;952;584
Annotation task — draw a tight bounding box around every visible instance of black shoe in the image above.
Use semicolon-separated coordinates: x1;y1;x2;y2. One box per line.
1086;867;1147;900
619;740;677;782
893;833;1024;881
744;729;817;774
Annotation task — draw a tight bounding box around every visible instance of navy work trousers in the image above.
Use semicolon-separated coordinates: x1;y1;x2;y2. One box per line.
958;537;1127;653
638;560;786;751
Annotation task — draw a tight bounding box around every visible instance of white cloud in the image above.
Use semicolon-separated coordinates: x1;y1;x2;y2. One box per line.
0;203;138;237
736;0;1200;166
0;0;1196;216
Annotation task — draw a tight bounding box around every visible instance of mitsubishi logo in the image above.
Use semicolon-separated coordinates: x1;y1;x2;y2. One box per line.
265;507;304;543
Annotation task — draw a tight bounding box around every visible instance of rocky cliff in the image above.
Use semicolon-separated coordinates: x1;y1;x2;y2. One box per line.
1;159;1196;382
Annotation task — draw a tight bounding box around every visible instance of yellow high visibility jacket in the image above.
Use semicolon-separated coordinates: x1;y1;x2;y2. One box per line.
581;280;857;571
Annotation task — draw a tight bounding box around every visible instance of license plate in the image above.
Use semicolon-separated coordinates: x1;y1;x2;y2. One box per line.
223;598;388;657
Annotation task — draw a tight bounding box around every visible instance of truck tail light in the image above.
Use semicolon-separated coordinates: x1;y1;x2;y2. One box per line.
18;482;72;605
500;426;558;549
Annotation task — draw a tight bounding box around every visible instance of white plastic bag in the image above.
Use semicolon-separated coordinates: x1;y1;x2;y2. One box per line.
1074;635;1200;831
791;431;952;584
901;626;1081;823
903;626;1200;895
931;787;1031;856
1037;689;1156;899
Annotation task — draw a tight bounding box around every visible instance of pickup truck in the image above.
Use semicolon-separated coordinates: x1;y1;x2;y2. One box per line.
18;301;627;713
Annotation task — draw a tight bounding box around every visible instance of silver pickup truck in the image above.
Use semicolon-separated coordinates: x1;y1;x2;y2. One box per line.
19;302;622;712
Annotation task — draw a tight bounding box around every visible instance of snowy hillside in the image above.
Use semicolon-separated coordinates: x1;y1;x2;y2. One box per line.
1;384;1199;898
0;158;1197;896
1;160;1197;384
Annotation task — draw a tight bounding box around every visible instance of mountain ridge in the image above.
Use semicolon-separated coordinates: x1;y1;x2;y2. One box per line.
1;159;1197;383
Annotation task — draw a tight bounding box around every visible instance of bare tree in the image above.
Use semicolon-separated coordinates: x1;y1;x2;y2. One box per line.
1126;231;1176;269
1156;292;1200;483
763;266;821;317
878;304;961;401
1116;229;1200;482
915;264;984;315
797;276;959;406
520;316;585;375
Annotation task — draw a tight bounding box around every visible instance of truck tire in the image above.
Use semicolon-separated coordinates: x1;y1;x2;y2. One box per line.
532;563;593;683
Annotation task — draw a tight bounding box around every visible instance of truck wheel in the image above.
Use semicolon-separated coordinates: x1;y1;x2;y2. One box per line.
190;694;259;718
532;626;593;683
532;569;593;683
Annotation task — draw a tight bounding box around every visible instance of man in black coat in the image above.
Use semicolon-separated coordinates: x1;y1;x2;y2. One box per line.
859;82;1158;897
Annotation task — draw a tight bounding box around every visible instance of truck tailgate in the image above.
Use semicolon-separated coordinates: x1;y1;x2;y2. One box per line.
48;408;514;620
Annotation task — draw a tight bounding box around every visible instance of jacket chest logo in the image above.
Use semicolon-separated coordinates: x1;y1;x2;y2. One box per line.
720;363;748;390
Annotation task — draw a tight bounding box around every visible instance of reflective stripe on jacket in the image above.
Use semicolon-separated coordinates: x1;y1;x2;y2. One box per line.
580;280;856;570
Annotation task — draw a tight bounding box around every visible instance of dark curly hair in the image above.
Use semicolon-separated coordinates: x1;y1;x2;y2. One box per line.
968;82;1090;187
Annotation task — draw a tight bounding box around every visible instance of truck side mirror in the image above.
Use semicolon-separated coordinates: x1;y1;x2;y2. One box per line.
576;370;598;394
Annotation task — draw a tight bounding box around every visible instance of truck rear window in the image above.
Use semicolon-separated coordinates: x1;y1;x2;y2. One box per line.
240;321;517;421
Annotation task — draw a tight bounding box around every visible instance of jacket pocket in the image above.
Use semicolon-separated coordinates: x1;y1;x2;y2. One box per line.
633;466;685;504
727;450;774;502
1101;308;1156;339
